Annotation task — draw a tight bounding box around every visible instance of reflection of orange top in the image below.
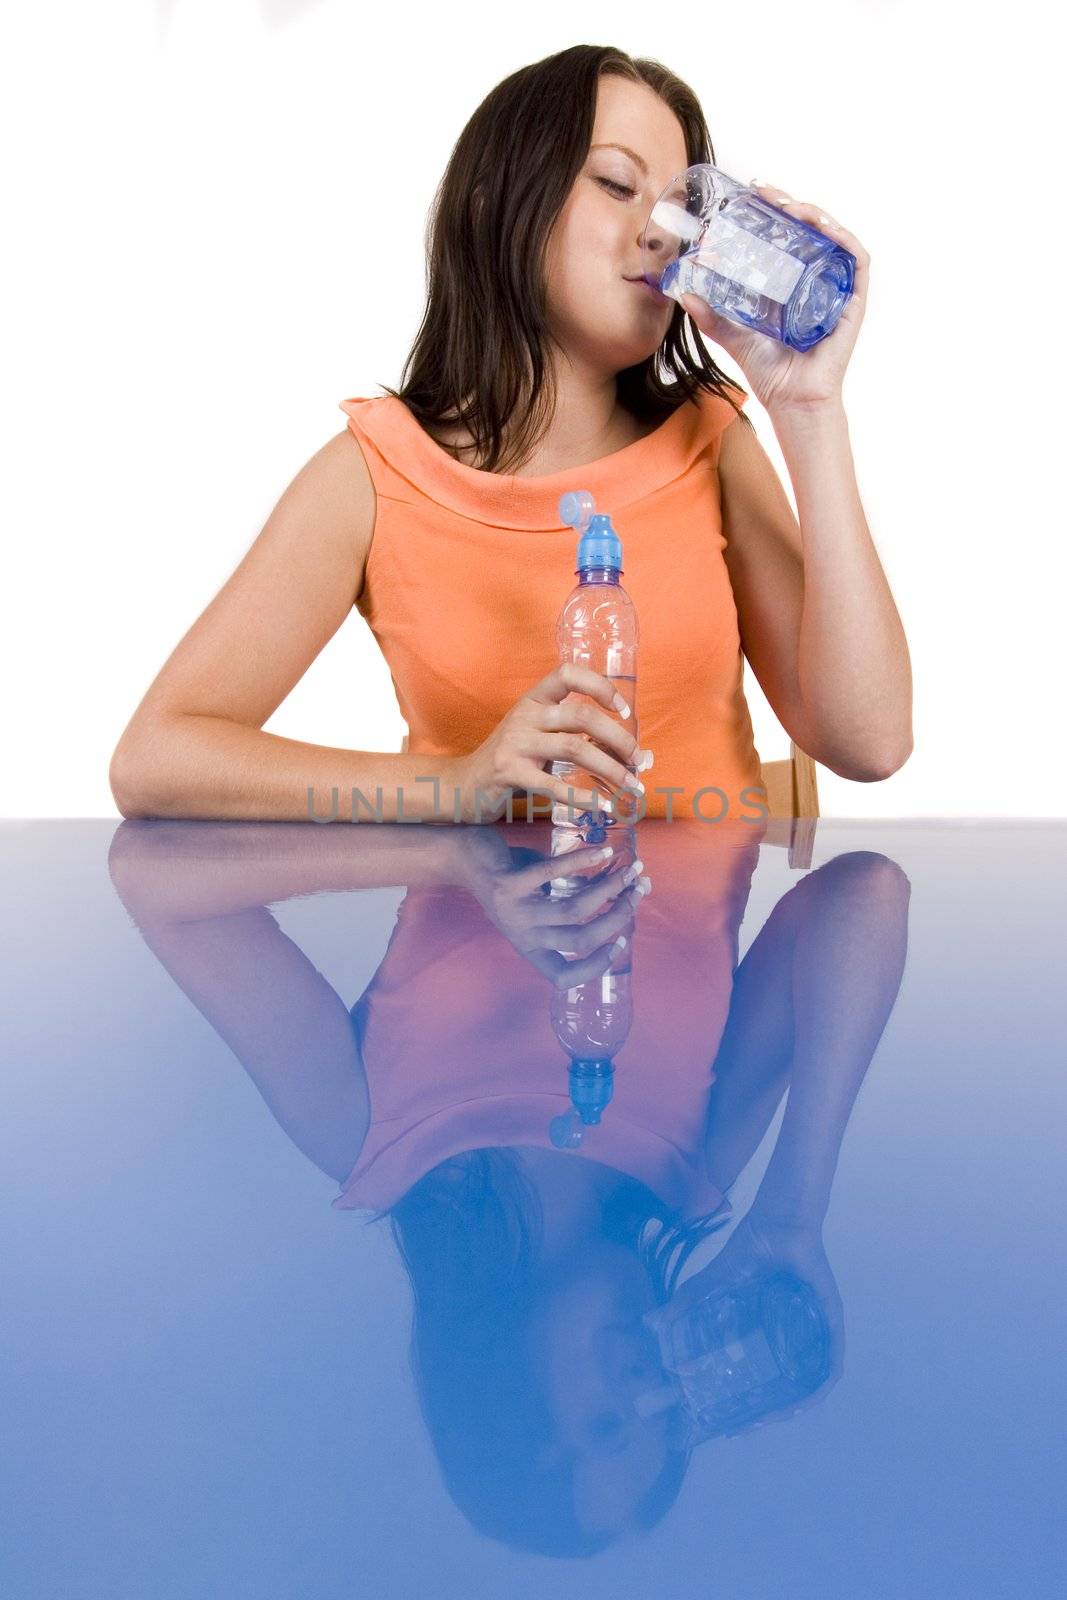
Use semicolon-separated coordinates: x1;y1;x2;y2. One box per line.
333;817;766;1219
339;387;765;821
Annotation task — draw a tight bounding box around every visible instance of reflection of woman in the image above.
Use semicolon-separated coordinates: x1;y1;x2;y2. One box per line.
337;821;764;1552
109;818;910;1556
338;821;763;1219
109;44;911;827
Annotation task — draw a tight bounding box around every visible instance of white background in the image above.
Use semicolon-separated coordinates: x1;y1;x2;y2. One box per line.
3;1;1060;818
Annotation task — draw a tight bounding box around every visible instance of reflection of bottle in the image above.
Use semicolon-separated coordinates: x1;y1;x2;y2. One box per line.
547;946;633;1149
636;1271;831;1443
550;490;640;842
549;1060;615;1149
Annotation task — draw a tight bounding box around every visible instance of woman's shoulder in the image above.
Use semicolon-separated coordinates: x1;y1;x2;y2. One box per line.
637;382;750;470
338;392;403;448
693;380;750;423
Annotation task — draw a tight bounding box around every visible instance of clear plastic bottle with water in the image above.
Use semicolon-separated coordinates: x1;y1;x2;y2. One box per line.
641;164;855;352
549;490;640;839
635;1271;832;1444
546;949;633;1148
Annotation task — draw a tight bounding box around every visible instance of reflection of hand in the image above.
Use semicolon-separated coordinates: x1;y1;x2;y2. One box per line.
451;830;652;987
644;1208;844;1424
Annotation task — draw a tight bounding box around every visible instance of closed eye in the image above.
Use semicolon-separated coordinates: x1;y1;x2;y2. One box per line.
597;177;636;199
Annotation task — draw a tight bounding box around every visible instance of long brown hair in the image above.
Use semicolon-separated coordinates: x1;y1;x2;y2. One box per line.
379;44;754;475
374;1145;732;1556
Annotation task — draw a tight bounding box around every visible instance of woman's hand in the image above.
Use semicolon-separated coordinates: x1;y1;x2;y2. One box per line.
448;661;649;824
451;827;652;986
643;1206;845;1425
678;179;869;415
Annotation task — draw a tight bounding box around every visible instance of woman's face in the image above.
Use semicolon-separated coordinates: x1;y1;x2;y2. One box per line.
525;1237;682;1537
543;74;688;379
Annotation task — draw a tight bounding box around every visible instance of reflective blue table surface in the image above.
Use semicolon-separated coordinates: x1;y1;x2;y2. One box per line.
2;818;1064;1597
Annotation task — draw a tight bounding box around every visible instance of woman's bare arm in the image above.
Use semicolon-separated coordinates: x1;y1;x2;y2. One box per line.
123;898;371;1185
108;428;459;824
705;850;910;1218
106;819;470;920
718;408;913;781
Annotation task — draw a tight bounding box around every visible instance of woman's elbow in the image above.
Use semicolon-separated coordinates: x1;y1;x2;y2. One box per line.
109;739;154;819
812;727;913;783
846;735;913;783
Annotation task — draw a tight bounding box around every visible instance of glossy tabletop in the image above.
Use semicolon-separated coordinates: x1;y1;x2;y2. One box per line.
2;818;1064;1597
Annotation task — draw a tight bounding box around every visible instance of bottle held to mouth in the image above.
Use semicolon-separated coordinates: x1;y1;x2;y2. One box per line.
641;163;855;351
636;1270;833;1444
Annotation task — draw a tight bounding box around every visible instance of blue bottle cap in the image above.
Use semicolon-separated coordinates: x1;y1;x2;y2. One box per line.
558;490;623;572
568;1058;615;1124
577;513;623;574
558;490;595;531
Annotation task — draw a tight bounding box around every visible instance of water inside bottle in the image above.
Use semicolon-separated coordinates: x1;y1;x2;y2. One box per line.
654;1271;832;1442
657;189;853;349
548;674;638;837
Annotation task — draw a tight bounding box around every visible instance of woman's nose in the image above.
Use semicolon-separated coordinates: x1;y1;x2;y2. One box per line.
637;210;662;254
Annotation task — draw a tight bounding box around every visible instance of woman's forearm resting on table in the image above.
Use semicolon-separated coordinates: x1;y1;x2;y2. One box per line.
109;714;464;824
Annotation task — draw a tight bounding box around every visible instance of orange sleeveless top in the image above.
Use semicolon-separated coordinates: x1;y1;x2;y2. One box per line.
339;386;765;822
332;816;767;1218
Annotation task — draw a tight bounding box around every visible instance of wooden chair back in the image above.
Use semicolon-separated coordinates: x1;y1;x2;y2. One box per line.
759;740;819;868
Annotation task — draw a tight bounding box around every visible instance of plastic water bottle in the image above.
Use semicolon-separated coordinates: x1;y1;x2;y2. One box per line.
634;1271;832;1444
546;939;633;1148
548;1060;616;1150
641;164;855;351
549;490;640;837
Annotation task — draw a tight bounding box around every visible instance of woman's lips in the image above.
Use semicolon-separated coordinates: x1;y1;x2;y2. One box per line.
624;275;668;300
